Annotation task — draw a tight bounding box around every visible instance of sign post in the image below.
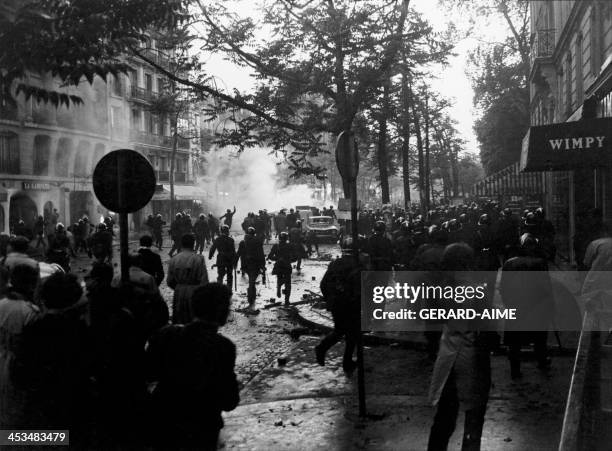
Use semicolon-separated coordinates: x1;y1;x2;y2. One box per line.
336;130;366;417
93;149;156;284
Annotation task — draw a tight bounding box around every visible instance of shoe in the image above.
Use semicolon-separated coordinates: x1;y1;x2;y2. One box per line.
315;345;326;366
276;288;281;298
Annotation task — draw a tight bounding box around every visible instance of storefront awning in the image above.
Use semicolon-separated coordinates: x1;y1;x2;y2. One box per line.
171;184;210;201
520;118;612;172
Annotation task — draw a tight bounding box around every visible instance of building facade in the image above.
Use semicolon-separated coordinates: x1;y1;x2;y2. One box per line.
528;0;612;262
0;35;203;234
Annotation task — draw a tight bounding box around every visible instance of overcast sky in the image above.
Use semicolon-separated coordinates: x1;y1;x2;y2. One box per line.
199;0;512;159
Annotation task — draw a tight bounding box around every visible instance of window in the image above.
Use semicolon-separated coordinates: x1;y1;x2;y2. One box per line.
132;108;142;131
0;131;19;174
565;53;572;113
576;33;584;105
145;73;153;92
157;77;165;94
590;3;604;75
160;157;167;171
93;144;105;167
74;141;90;177
33;135;51;175
111;107;122;128
111;75;122;96
56;138;72;177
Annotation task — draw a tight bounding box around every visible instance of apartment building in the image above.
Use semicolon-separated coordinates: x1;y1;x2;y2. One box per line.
523;0;612;262
0;34;204;234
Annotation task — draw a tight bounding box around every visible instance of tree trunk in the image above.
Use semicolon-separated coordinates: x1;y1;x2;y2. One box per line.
401;70;411;210
424;92;430;210
169;112;179;219
411;85;425;213
377;78;391;204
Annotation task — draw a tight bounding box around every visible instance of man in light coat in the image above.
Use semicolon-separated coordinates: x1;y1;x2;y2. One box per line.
167;234;208;324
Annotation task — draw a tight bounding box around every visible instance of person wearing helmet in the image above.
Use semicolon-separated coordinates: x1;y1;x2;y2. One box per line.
209;225;236;288
500;233;553;379
236;227;265;314
219;206;237;229
368;221;393;271
533;207;556;261
152;214;165;250
289;220;306;272
268;231;296;305
47;223;73;272
168;213;183;258
88;222;113;264
315;238;364;374
194;214;210;254
392;221;415;270
473;213;499;270
496;208;519;262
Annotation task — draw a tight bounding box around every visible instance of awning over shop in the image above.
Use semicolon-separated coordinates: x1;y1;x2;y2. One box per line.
171;184;210;201
520;118;612;172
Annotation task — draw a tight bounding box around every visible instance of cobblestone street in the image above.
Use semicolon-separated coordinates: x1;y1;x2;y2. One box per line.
68;233;576;450
71;232;338;385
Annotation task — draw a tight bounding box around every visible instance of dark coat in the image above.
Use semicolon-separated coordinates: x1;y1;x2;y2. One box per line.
209;235;236;266
147;321;239;438
268;242;295;275
138;248;165;286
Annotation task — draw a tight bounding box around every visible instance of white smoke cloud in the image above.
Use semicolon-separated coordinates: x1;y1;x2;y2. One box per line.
199;148;320;226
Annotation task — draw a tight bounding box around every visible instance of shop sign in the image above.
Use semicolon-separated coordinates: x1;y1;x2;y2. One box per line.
22;182;51;191
521;117;612;171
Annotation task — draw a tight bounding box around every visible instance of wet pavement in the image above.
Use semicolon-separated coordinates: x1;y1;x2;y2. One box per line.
67;234;576;450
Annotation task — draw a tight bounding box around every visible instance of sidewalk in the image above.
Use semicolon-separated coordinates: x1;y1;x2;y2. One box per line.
220;336;574;450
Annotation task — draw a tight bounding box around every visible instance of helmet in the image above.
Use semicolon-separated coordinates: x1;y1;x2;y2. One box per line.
535;207;545;219
176;213;182;218
478;214;491;226
374;221;386;233
295;220;301;226
199;214;205;220
458;213;468;224
400;221;411;232
520;233;539;248
279;231;289;242
56;223;65;231
412;219;425;233
96;223;107;231
524;212;537;227
341;237;354;255
502;208;512;217
448;218;461;232
247;227;256;235
221;224;230;235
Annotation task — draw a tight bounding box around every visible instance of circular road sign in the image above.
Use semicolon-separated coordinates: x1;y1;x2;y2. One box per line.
93;149;156;213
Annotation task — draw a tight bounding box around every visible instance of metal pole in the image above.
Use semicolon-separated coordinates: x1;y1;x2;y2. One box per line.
117;152;130;285
119;212;129;283
351;181;366;417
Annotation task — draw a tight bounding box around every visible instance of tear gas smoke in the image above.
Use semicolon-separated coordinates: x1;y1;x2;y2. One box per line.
198;149;322;227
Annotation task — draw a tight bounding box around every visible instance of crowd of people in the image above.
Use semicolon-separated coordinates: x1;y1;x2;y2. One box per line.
1;199;610;450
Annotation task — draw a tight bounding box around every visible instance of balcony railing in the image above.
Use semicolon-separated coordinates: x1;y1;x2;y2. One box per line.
130;129;191;150
531;29;555;64
142;48;170;68
130;86;158;102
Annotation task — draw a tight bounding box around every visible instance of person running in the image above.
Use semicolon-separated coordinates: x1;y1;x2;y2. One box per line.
236;227;265;314
209;225;236;288
268;231;296;306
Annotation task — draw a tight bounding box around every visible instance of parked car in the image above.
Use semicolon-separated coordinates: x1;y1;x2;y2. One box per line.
306;216;339;242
